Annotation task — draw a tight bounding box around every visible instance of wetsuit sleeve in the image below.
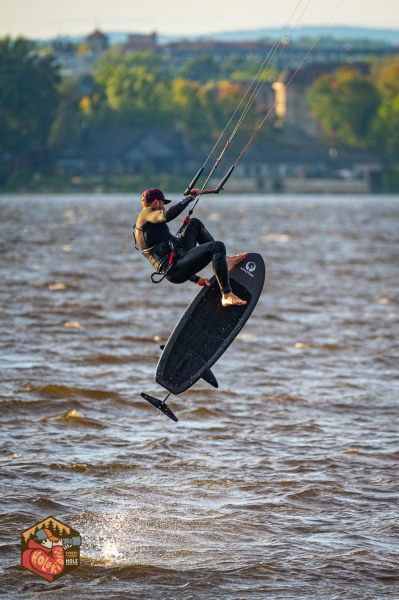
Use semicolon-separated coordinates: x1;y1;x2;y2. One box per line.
189;275;200;284
143;199;191;225
164;198;192;222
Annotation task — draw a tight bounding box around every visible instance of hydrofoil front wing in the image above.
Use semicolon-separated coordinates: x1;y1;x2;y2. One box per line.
141;392;178;422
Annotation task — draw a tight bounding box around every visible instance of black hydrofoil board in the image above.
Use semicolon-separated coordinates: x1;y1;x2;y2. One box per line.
156;252;266;395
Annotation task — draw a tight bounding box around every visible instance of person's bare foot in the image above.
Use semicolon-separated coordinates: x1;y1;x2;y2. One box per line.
226;252;248;271
221;292;247;307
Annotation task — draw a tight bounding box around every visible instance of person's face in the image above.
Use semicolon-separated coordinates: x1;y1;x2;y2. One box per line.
152;199;165;210
40;538;53;548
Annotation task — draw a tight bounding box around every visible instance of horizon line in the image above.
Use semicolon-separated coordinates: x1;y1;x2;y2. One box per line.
2;22;399;42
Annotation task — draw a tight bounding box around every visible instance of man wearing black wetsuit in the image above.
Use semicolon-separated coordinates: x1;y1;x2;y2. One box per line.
134;188;247;307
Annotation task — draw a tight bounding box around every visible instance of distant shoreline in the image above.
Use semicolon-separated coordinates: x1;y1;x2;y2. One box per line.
0;177;385;195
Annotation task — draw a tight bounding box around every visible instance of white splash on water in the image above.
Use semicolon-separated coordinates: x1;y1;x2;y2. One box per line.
73;512;132;564
101;540;121;560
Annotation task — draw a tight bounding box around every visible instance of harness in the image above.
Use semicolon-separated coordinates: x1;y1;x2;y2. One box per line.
133;225;178;284
176;214;191;238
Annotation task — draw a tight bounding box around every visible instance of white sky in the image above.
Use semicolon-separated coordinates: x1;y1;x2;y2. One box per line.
2;0;399;39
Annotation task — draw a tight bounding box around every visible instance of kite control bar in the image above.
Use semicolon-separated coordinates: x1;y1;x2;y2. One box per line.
185;165;235;197
201;165;235;194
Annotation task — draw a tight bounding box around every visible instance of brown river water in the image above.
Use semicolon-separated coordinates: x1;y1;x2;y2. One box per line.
0;193;398;599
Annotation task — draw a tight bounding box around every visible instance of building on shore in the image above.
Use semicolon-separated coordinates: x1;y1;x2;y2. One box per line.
52;29;110;76
86;29;109;54
51;30;386;192
55;125;381;193
123;32;158;53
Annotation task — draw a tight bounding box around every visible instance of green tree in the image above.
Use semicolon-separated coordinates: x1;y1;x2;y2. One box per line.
0;37;60;179
171;78;209;144
103;64;172;126
371;56;399;100
371;95;399;163
221;55;277;82
178;54;221;83
92;50;173;127
95;48;169;83
369;57;399;165
308;66;380;149
48;80;82;149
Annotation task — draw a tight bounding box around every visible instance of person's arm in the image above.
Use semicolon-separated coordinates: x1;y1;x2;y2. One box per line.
189;275;210;286
164;197;193;222
143;189;201;225
142;198;191;225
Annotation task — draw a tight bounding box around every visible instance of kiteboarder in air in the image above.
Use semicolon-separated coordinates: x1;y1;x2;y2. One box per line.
134;188;248;307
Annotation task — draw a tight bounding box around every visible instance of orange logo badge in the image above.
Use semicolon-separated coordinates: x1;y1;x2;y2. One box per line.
21;516;81;582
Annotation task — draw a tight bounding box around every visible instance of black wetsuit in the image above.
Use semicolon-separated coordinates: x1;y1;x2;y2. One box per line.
135;199;232;294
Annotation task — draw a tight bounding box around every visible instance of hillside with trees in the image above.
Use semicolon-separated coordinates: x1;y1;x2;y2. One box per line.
1;35;399;191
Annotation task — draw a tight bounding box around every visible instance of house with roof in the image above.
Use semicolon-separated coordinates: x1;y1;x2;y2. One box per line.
56;127;196;178
86;29;109;54
123;33;158;53
53;29;109;76
54;122;379;193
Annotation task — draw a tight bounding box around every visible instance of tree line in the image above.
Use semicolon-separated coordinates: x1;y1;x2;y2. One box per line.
49;46;271;150
1;36;399;189
308;61;399;165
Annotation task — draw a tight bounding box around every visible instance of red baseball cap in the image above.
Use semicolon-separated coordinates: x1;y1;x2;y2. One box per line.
141;188;171;204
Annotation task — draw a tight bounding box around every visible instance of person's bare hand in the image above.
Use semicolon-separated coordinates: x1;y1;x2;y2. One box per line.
197;277;210;286
189;188;201;198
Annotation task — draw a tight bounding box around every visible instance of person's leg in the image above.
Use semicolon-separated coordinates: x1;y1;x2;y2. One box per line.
172;219;248;306
168;240;232;293
179;218;247;269
178;217;214;250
